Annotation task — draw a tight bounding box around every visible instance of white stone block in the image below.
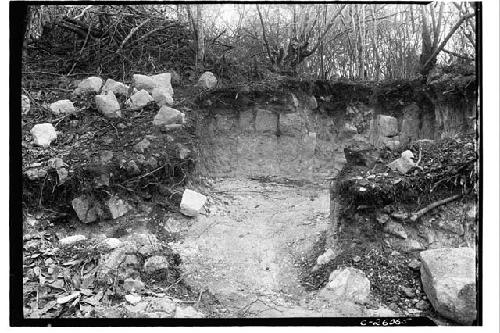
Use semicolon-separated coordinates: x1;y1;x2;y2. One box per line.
152;87;174;106
102;78;130;96
180;189;207;216
126;89;153;109
197;71;217;89
74;76;103;95
50;99;76;115
95;92;121;118
30;123;57;147
153;105;182;126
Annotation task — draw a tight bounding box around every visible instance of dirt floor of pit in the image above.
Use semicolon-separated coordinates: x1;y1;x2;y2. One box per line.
170;177;376;318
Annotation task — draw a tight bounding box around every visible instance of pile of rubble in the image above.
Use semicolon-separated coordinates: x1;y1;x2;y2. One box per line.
23;224;207;318
309;133;478;324
306;246;476;324
25;71;219;147
22;71;216;223
22;71;218;318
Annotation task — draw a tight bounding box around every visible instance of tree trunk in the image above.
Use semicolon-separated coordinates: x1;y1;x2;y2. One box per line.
419;6;435;77
22;5;32;58
196;5;204;71
370;6;381;80
360;4;366;79
420;5;474;77
319;5;327;79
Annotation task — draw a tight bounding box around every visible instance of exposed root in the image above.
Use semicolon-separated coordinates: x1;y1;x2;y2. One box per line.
409;194;462;222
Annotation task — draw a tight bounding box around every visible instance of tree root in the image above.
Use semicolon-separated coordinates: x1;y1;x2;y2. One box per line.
409;194;462;222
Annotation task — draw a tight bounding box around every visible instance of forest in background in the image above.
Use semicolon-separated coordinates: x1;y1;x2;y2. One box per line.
22;2;477;85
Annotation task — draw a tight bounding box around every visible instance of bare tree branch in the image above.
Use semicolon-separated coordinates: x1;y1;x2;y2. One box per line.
73;5;93;20
430;4;438;47
443;48;474;61
410;194;462;222
256;4;274;65
422;13;475;70
306;4;346;56
432;3;444;49
116;18;151;53
186;5;198;40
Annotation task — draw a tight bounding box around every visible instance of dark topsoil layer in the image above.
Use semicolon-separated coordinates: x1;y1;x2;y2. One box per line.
339;133;477;207
195;69;476;118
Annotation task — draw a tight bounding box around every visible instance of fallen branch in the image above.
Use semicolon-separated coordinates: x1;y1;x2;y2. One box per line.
410;194;462;222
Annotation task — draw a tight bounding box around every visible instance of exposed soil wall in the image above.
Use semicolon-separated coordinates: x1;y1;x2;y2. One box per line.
195;106;349;182
195;75;477;182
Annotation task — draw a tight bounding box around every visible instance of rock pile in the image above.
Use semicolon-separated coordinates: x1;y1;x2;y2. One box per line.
71;194;134;224
25;72;216;228
132;73;174;96
28;72;216;149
